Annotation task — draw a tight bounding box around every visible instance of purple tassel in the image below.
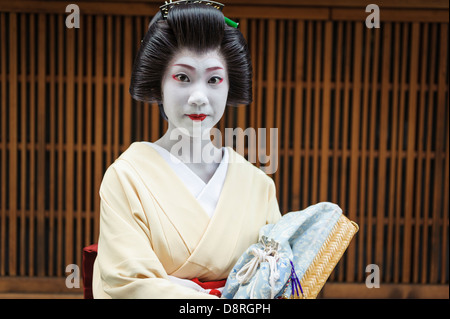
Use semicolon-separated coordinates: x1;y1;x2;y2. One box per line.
289;260;304;298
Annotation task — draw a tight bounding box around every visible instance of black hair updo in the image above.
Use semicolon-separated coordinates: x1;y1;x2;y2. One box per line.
129;3;253;119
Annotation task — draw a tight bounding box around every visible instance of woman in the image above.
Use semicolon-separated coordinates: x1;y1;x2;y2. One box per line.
92;2;282;299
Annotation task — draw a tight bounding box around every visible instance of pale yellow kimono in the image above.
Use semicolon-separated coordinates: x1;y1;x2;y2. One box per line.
92;141;281;298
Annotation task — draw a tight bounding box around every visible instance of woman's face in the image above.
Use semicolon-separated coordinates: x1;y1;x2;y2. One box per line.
161;49;229;138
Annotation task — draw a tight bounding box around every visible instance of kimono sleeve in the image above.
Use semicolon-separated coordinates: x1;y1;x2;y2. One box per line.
266;177;282;225
94;162;217;299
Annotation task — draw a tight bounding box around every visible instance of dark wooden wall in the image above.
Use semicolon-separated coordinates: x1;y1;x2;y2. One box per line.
0;0;448;298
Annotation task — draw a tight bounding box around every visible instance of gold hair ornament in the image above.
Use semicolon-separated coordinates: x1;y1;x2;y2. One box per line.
159;0;239;28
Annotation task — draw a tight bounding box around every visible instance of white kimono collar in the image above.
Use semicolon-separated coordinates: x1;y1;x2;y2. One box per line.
142;141;229;218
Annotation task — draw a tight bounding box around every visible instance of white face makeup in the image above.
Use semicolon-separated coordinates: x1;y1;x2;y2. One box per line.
161;49;229;138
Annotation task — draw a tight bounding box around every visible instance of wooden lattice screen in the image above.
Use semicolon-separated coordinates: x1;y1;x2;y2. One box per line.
0;0;448;297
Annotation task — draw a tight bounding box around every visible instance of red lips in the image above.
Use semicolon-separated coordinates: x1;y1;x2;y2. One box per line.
187;114;207;121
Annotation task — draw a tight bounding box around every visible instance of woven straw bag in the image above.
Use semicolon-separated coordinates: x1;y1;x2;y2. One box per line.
292;214;359;299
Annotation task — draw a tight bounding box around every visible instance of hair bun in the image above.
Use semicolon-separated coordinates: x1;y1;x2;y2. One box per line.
167;4;225;53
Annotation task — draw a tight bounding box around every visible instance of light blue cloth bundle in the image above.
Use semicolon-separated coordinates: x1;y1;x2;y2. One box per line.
222;202;342;299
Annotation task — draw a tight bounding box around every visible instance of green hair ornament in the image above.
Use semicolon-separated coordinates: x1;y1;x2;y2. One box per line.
160;0;239;28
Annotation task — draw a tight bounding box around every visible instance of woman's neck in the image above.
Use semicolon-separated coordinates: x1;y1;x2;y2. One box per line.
154;126;222;166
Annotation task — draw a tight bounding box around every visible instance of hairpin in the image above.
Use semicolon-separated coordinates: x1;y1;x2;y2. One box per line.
159;0;239;28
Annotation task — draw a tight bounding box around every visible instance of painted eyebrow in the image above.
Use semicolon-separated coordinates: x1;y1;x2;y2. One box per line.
172;64;224;71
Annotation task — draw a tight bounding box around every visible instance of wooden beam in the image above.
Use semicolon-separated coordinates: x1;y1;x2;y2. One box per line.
0;1;447;22
0;277;81;294
320;283;449;299
332;8;449;22
0;0;448;11
0;277;448;299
